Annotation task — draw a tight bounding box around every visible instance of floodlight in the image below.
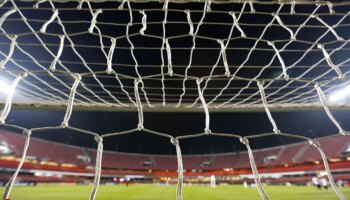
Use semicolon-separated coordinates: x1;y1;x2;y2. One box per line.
329;91;346;102
346;85;350;94
0;79;11;95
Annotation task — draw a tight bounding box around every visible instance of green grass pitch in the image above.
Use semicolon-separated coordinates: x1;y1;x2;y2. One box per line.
1;184;350;199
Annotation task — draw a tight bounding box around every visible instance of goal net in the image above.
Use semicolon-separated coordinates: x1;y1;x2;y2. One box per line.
0;0;349;199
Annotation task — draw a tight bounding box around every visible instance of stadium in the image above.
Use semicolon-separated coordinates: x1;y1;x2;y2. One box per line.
0;0;350;199
0;129;350;199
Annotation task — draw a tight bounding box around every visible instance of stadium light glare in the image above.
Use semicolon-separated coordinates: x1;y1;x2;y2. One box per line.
0;79;12;95
328;85;350;103
346;85;350;94
329;91;346;102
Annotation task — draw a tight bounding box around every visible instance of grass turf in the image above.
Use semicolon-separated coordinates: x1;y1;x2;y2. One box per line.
1;184;350;200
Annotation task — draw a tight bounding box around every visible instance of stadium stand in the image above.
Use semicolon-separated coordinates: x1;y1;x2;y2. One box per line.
269;144;305;166
152;156;177;171
210;153;236;170
1;130;350;185
183;155;213;170
86;149;153;170
297;137;350;163
0;131;90;167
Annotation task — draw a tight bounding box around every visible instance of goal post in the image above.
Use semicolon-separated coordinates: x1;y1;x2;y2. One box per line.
0;0;349;200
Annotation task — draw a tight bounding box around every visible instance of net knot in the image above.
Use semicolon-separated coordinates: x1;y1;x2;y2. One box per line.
134;78;144;130
73;73;82;81
331;24;340;29
88;9;102;34
106;38;117;74
217;39;230;77
10;34;17;40
249;1;255;14
94;136;103;143
61;121;68;128
170;137;179;146
50;35;65;71
327;1;335;15
257;80;264;87
314;82;321;89
196;78;203;85
77;0;85;10
139;10;147;35
308;139;320;148
105;69;112;75
290;1;296;15
19;72;28;79
165;39;173;76
134;78;142;84
204;128;211;135
315;0;326;6
317;43;324;49
229;11;235;16
339;130;348;135
273;128;281;135
33;0;47;9
137;123;144;131
206;1;211;12
162;0;168;11
118;0;126;10
22;130;31;136
240;137;249;145
185;9;194;36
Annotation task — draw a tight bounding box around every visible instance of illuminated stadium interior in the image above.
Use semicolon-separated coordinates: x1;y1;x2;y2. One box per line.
0;0;350;199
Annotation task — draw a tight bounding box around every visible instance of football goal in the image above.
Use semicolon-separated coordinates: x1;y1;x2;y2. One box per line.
0;0;349;200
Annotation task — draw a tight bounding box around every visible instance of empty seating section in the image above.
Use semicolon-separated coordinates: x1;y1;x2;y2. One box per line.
232;152;250;169
270;144;305;166
183;155;212;170
260;148;282;167
153;156;177;170
297;137;350;163
0;131;88;166
1;130;350;171
0;131;25;155
212;153;236;170
86;149;152;170
104;152;151;170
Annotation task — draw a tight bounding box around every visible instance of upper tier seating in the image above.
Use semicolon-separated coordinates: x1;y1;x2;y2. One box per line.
1;130;350;170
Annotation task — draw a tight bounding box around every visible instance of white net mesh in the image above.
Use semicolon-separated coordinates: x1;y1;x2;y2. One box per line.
0;0;350;200
0;0;349;111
